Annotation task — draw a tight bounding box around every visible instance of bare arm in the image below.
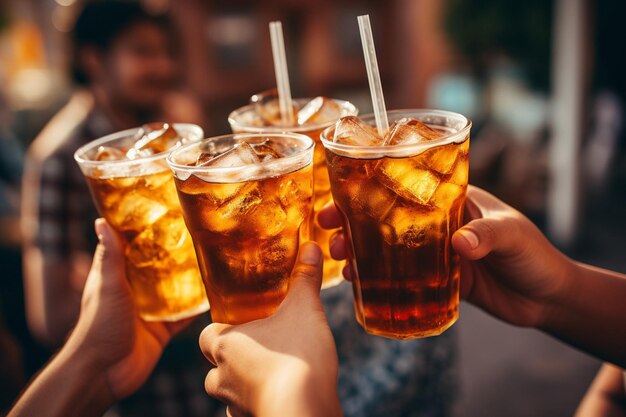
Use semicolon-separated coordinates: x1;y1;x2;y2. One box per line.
575;363;626;417
542;263;626;368
10;220;190;417
8;344;114;417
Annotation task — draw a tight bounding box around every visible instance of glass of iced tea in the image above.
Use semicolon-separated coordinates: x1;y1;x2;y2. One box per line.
74;123;209;321
167;133;314;324
321;110;471;339
228;90;357;288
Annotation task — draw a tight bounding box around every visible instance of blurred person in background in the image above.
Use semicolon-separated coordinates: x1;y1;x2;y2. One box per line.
21;0;181;347
20;1;217;416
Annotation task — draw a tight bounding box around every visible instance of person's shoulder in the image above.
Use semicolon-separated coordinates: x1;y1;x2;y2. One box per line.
27;91;95;165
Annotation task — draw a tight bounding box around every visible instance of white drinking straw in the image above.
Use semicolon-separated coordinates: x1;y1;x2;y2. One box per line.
357;15;389;136
269;21;295;125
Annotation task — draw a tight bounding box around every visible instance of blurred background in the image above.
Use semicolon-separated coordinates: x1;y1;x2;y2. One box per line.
0;0;624;416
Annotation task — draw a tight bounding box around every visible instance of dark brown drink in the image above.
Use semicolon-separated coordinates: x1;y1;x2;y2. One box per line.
168;134;314;324
321;110;471;339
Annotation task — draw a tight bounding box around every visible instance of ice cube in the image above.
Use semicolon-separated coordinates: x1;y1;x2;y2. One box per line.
94;145;125;161
251;139;282;160
206;182;246;204
202;184;262;234
378;159;441;206
127;122;180;159
125;214;189;267
430;182;464;209
114;191;168;233
448;158;469;187
200;142;260;168
250;89;298;126
297;96;342;126
383;206;445;248
249;198;287;238
347;181;397;221
196;152;217;166
332;116;383;146
419;143;459;175
139;170;172;191
383;118;443;146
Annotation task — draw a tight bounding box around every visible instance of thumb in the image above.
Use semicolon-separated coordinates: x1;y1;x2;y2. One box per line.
89;219;126;292
280;242;323;311
452;217;521;261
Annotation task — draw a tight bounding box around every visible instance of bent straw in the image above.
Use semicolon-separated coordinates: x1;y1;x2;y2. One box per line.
357;15;389;136
269;21;295;125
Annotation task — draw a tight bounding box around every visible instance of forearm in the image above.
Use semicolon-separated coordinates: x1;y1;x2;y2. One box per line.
8;343;115;417
542;262;626;367
575;363;626;417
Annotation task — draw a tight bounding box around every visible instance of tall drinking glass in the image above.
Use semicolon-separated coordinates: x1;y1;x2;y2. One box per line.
321;110;471;339
168;133;314;324
229;98;357;288
74;124;209;321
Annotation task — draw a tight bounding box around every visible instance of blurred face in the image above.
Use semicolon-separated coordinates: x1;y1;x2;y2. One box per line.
102;21;176;112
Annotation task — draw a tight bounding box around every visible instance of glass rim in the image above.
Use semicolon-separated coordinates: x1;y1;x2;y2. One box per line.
166;132;315;176
73;123;204;168
320;109;472;158
227;98;358;133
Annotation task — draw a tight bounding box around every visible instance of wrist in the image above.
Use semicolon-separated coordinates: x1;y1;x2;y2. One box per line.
537;256;582;332
58;341;116;405
61;331;117;403
257;364;341;417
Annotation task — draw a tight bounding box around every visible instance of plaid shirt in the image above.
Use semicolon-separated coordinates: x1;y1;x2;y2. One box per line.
24;92;456;416
23;93;108;261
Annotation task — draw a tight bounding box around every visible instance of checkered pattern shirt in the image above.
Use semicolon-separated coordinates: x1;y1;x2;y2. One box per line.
23;95;108;262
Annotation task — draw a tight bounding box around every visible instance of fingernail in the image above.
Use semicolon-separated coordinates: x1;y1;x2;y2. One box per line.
299;242;322;265
459;229;479;249
94;219;108;244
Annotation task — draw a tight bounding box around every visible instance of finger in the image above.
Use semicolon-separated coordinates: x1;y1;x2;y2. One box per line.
226;405;247;417
204;367;228;402
317;203;343;229
342;263;353;282
452;217;521;261
280;242;323;310
85;219;127;297
329;231;347;260
199;322;230;365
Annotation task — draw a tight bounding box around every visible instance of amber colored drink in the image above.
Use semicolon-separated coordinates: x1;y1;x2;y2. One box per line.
168;134;314;324
75;124;209;321
229;95;357;287
321;110;471;339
